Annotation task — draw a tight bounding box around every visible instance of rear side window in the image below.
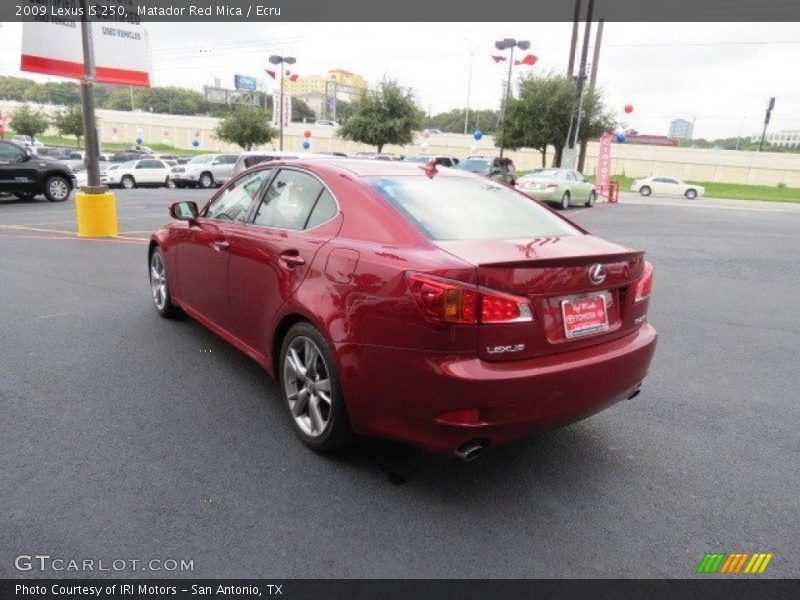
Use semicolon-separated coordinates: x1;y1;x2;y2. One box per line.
305;189;337;229
253;170;324;230
368;176;578;241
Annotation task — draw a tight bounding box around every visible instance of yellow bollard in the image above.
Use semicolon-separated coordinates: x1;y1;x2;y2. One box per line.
75;190;119;237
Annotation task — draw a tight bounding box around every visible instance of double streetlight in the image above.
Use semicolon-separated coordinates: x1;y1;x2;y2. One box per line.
269;54;296;150
495;38;530;158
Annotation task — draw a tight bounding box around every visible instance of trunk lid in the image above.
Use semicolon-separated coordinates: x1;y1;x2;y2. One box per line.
437;235;649;361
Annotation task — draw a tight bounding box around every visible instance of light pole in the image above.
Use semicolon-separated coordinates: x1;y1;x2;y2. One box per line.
269;54;296;151
464;38;474;135
495;38;530;158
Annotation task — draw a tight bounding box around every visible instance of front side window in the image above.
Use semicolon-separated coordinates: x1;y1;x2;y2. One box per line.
204;168;272;222
253;170;325;230
368;176;579;241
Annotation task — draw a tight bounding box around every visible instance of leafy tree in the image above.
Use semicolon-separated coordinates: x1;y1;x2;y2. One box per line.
214;106;277;150
501;72;614;167
424;108;500;135
10;104;49;139
53;105;89;144
0;76;38;101
338;79;422;152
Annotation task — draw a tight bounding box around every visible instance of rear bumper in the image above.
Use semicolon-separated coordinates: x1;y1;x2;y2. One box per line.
338;323;657;453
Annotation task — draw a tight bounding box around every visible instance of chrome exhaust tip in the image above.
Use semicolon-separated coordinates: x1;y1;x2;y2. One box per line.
454;440;487;462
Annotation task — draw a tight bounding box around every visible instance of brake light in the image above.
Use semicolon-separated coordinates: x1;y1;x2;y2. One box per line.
407;273;532;324
634;261;654;302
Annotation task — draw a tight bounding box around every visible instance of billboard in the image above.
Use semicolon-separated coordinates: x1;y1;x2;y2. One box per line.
234;75;257;91
21;20;151;87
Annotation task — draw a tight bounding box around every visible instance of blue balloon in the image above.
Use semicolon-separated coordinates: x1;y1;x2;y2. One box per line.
616;133;626;143
473;130;483;141
302;141;310;150
191;139;200;147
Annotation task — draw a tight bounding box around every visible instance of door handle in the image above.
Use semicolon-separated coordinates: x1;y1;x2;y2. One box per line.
212;239;230;251
279;250;306;268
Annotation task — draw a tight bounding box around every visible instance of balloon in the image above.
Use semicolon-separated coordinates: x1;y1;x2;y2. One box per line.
135;137;143;145
192;139;200;148
194;130;201;137
470;144;478;153
422;129;430;139
136;126;142;134
616;133;626;143
420;142;429;151
162;129;170;137
303;130;312;138
624;104;634;114
111;125;118;134
302;141;310;150
473;130;483;140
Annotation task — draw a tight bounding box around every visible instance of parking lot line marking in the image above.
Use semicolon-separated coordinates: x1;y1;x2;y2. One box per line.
0;233;146;245
0;224;76;235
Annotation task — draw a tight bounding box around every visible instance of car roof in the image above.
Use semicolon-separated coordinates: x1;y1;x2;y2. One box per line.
267;158;473;179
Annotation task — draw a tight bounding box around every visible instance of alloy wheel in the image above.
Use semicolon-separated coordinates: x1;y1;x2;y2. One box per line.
150;251;167;311
283;336;333;437
49;178;69;200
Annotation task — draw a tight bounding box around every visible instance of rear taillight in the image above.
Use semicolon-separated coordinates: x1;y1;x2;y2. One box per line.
634;261;653;302
407;273;532;325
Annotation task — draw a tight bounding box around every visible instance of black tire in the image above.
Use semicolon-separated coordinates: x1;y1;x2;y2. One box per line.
279;322;352;453
149;247;183;319
685;188;697;199
560;191;571;210
639;185;652;197
15;192;36;201
586;190;597;207
43;175;71;202
120;175;136;190
166;177;176;189
198;172;214;189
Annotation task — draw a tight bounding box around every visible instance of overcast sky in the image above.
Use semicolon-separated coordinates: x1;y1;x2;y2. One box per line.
1;21;799;139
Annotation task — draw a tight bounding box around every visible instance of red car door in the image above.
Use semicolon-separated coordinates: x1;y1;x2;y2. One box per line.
226;168;341;356
175;169;273;329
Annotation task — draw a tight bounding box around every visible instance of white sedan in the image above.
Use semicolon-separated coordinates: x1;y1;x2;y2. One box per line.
631;176;705;199
102;159;173;189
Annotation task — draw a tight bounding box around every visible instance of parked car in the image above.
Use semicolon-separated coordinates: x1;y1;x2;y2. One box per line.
402;155;460;167
517;168;597;209
169;153;239;188
314;119;340;127
0;140;76;201
101;158;172;189
229;151;301;180
148;160;657;457
126;144;156;155
110;152;142;163
632;176;705;199
10;135;44;149
456;157;516;185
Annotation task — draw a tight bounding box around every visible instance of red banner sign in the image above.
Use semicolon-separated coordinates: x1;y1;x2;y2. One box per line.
596;132;612;196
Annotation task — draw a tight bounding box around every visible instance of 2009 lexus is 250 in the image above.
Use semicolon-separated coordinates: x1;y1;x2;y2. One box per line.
149;159;657;459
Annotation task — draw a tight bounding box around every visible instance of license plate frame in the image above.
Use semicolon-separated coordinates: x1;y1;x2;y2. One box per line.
561;295;610;339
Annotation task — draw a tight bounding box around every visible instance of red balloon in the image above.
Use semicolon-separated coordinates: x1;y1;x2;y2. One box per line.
624;104;634;114
303;130;312;138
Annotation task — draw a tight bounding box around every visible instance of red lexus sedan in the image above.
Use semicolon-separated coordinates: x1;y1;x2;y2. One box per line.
149;159;657;459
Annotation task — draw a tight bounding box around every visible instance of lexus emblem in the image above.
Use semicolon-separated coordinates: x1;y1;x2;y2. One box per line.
588;264;607;285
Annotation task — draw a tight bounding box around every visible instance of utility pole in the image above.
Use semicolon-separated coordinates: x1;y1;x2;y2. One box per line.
758;97;775;152
464;39;474;135
567;0;582;79
79;0;102;191
578;17;603;173
269;54;296;151
495;38;530;159
563;0;593;168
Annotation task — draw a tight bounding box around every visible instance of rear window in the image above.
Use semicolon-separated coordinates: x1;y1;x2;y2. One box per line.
368;176;578;241
457;159;491;174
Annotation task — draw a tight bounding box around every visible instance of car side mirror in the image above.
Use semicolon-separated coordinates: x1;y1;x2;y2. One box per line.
170;201;199;221
491;168;502;175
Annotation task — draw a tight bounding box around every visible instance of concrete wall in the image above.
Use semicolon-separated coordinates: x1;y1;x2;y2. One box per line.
3;99;799;186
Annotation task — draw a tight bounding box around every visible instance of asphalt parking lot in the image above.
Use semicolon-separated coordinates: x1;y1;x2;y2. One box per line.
1;189;799;578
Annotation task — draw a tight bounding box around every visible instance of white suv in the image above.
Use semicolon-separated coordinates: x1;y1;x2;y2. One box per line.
170;153;239;188
101;159;172;189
